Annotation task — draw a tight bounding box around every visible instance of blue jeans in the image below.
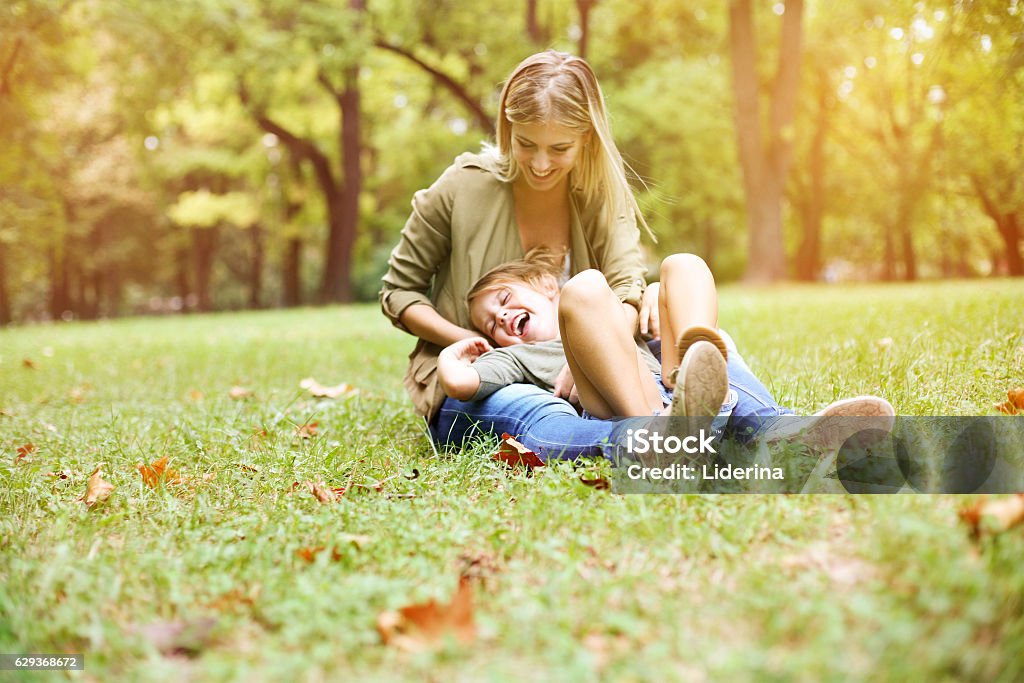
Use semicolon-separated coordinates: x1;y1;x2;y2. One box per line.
430;337;795;462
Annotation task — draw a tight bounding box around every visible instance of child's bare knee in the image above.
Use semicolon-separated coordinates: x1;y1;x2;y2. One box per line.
662;253;711;279
562;269;611;306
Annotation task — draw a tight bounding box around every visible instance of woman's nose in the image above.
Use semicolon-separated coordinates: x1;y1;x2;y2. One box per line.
533;150;550;170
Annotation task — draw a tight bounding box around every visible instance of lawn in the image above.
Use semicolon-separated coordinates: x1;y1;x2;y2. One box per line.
1;279;1022;682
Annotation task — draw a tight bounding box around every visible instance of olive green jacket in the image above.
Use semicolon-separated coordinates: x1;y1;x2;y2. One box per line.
379;151;647;420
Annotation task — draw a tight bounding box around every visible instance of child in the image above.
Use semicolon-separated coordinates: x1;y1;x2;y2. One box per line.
437;248;731;422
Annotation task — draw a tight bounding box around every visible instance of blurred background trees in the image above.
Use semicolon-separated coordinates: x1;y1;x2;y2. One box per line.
1;0;1021;323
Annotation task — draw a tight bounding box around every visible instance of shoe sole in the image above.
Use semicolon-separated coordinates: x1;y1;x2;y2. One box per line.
677;325;728;364
669;341;729;421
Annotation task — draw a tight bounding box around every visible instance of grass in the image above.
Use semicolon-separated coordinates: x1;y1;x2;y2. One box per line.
1;279;1022;682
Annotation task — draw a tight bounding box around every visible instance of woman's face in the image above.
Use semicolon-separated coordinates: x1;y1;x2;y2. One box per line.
510;121;587;192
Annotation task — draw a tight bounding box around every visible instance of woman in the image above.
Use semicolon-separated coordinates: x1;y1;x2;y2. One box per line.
380;50;886;460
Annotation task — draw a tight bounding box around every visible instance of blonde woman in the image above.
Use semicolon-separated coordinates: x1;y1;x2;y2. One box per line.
380;50;888;460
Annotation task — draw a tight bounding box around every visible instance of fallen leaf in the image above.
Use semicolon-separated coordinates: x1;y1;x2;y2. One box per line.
137;456;182;489
22;358;36;369
80;465;115;507
228;386;252;400
299;377;357;399
457;551;501;588
960;494;1024;539
493;433;545;469
579;474;611;490
295;422;319;439
206;585;261;612
133;617;218;656
236;463;259;473
16;443;36;463
305;480;337;504
995;401;1017;415
1009;388;1024;411
0;408;12;417
376;577;476;651
68;385;91;403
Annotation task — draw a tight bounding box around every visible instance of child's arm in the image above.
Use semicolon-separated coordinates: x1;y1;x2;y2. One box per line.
437;337;494;400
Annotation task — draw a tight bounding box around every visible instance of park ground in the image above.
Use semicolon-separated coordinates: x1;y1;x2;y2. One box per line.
1;279;1022;682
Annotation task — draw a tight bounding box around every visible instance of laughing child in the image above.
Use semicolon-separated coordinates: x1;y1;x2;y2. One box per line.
436;248;731;422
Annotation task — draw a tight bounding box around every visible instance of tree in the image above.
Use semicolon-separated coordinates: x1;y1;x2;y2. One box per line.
728;0;805;282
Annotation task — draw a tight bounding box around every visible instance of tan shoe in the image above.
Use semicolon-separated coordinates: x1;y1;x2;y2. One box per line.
765;396;896;451
668;341;729;419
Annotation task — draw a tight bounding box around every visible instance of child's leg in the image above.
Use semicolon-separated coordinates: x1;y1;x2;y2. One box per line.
559;270;663;419
659;254;722;386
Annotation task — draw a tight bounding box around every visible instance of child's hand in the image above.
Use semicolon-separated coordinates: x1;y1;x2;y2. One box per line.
441;337;494;365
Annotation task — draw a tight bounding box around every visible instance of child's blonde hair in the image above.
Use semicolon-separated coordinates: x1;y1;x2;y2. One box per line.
489;50;653;239
466;247;565;308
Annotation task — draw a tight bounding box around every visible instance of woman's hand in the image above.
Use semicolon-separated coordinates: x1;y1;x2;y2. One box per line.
639;282;661;339
553;363;579;407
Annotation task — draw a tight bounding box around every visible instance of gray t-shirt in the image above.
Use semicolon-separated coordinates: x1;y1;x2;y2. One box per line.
471;339;661;401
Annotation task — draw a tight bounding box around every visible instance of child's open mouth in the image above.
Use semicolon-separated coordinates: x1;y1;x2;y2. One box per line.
510;312;530;337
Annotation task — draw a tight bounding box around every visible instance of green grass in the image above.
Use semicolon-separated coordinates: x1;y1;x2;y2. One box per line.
1;280;1022;682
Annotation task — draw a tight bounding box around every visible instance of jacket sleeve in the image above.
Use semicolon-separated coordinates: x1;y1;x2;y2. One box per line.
589;193;647;311
379;161;462;333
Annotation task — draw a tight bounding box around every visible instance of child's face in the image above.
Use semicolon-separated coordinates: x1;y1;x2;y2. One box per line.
470;280;559;346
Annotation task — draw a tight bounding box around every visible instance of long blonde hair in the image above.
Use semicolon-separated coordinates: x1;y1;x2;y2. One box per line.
492;50;653;239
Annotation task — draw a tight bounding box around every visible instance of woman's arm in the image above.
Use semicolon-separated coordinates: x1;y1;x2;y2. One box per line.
400;303;478;348
380;159;467;338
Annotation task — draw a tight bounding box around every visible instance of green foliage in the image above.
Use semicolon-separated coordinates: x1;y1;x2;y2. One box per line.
1;0;1023;321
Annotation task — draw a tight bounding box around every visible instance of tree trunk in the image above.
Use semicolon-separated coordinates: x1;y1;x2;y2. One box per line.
322;63;361;303
576;0;595;59
193;227;219;313
795;77;828;281
728;0;804;283
526;0;546;43
249;223;264;309
0;241;10;325
971;177;1023;277
284;237;302;307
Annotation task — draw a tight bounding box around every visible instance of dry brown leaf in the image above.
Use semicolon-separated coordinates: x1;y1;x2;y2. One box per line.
80;465;115;507
137;456;182;489
296;545;345;563
228;386;253;400
299;377;358;399
579;474;611;490
22;358;36;369
995;401;1017;415
295;422;319;439
15;443;36;463
959;494;1024;539
1008;388;1024;410
206;585;261;612
376;578;476;652
493;433;545;469
305;480;336;504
